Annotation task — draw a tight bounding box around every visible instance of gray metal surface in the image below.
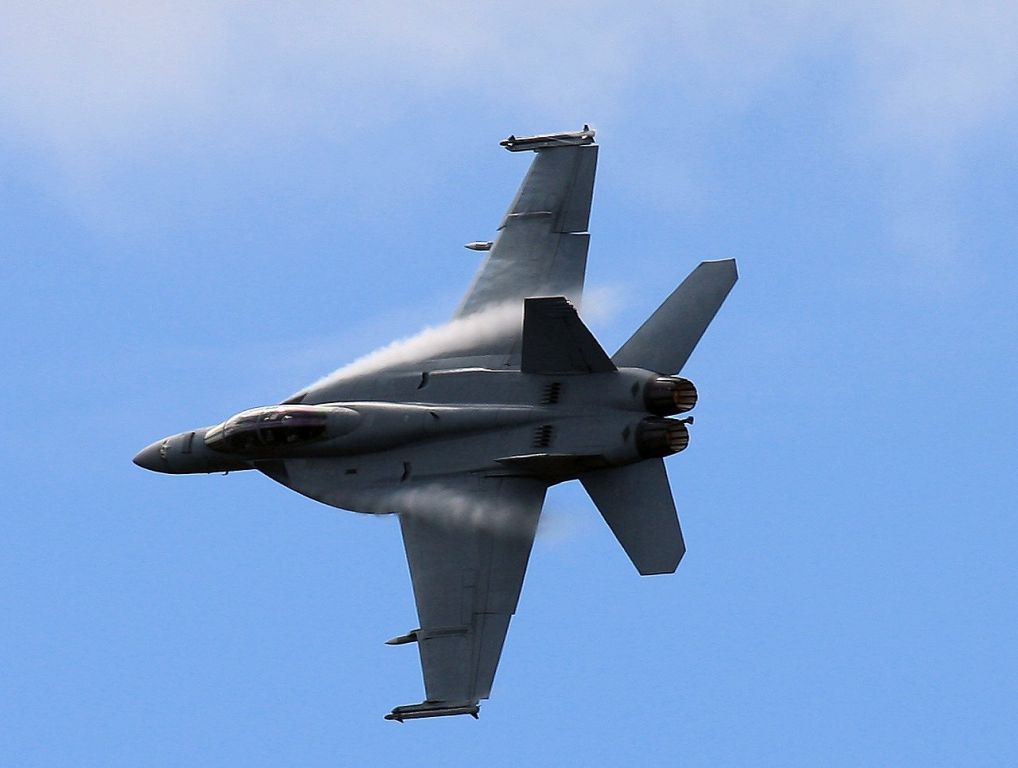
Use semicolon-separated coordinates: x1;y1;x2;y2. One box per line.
581;458;685;575
521;296;615;374
455;144;597;319
397;475;546;704
133;128;738;721
612;259;739;374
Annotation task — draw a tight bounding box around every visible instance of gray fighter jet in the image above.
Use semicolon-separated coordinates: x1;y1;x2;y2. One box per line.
134;127;737;722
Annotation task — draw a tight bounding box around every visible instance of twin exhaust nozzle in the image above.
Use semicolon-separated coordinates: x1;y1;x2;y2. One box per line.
634;376;698;458
644;376;698;416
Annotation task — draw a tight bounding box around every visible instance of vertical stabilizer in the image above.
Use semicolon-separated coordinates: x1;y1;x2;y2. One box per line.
612;259;737;374
521;297;616;374
580;459;684;575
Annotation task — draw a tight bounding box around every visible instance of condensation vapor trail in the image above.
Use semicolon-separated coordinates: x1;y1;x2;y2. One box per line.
308;302;522;387
308;284;625;389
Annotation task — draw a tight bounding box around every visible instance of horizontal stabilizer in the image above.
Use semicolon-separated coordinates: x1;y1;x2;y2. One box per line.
521;297;616;374
612;259;737;374
580;458;685;575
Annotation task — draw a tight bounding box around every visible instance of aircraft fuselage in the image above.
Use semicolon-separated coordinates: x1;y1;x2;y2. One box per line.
134;367;696;509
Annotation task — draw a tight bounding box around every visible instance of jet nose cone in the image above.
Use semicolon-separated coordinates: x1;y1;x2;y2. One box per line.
133;440;166;472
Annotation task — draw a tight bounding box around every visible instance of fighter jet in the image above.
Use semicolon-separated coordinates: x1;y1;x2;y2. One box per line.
134;126;738;722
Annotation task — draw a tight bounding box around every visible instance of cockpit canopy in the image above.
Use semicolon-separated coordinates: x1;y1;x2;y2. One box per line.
205;406;330;453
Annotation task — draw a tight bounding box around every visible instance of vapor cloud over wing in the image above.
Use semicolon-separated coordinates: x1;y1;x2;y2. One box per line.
310;301;521;386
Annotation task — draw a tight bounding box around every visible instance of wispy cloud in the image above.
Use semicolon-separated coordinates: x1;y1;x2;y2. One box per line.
4;2;1015;165
4;1;1015;272
0;2;228;155
845;1;1018;149
0;2;631;163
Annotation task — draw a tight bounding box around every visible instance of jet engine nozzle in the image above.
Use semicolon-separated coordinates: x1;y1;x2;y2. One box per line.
635;417;690;458
643;376;698;415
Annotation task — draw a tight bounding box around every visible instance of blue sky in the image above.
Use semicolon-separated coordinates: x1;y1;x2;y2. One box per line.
2;2;1016;765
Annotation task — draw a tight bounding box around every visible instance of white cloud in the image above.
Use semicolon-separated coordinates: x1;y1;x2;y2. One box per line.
3;0;1016;265
5;1;1015;165
846;0;1018;148
0;1;634;162
0;2;228;154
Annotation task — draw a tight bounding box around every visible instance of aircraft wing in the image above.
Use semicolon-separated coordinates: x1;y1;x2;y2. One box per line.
420;128;599;370
456;130;598;319
377;475;547;721
289;128;597;402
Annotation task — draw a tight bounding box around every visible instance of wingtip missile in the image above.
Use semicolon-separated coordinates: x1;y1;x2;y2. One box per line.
500;125;595;152
384;702;480;722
